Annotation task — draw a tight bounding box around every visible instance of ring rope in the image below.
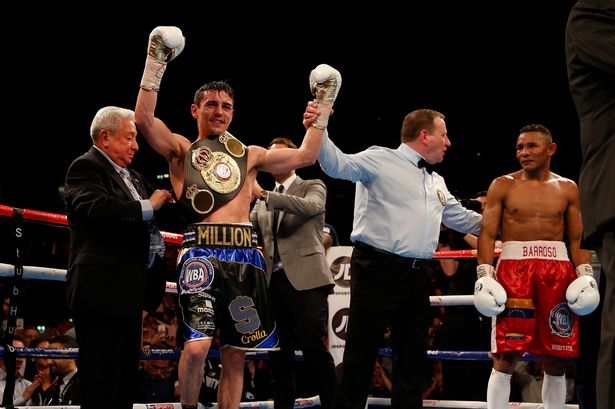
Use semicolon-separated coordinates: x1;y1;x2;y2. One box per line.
11;397;581;408
1;263;481;305
0;204;499;257
4;204;535;409
0;346;541;363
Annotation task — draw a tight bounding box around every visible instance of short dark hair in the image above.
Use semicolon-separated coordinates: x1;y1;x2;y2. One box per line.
268;137;297;149
194;81;235;106
519;124;553;144
48;334;78;348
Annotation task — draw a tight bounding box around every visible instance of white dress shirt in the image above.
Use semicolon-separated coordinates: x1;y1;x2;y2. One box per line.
93;145;154;220
93;145;164;265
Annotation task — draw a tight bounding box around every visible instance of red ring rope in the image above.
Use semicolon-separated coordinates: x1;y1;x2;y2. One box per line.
0;204;499;257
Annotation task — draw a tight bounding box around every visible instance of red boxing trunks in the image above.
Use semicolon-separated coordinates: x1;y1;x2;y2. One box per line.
492;240;578;358
178;223;279;351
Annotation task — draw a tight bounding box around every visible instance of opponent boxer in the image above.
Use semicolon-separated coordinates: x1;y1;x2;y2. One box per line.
474;124;599;409
134;26;341;409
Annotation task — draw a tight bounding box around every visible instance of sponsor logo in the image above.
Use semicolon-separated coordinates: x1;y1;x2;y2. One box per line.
180;257;214;293
549;303;573;338
332;308;350;341
437;189;447;206
330;256;351;287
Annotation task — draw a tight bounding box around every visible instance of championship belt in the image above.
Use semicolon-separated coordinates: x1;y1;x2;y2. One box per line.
179;132;247;222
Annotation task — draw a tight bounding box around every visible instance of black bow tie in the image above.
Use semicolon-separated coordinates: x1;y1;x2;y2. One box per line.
418;159;434;174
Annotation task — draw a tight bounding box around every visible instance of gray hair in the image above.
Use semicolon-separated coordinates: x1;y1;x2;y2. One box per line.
90;106;135;142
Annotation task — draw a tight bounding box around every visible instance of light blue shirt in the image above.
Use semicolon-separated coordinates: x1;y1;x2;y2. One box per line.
0;369;33;405
318;131;482;259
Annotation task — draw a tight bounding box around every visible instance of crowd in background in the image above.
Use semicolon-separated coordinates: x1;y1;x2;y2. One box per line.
0;192;587;405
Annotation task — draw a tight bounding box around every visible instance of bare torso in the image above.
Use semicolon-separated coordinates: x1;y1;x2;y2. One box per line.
499;171;573;242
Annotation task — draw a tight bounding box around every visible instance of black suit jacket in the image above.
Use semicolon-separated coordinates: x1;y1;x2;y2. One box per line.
64;146;154;319
566;0;615;246
46;371;81;405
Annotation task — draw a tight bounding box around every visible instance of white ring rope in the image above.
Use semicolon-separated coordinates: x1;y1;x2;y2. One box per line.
0;262;178;294
1;263;474;304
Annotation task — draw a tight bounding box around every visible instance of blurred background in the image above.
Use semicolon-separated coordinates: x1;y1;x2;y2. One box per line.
2;1;578;245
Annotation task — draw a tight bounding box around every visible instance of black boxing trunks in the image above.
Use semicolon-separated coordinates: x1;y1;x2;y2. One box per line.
178;132;248;223
178;223;279;351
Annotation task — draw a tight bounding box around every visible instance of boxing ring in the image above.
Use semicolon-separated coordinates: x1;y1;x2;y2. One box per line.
0;204;580;409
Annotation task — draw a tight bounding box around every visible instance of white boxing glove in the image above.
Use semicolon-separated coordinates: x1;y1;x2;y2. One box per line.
140;26;186;92
566;264;600;316
309;64;342;130
473;264;507;317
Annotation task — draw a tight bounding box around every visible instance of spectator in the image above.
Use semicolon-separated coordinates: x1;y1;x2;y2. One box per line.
250;137;336;409
368;358;392;398
24;338;55;404
242;360;272;402
0;335;40;406
136;342;176;403
45;335;80;405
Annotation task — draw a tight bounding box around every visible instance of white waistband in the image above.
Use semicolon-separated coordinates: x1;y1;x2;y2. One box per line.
499;240;569;261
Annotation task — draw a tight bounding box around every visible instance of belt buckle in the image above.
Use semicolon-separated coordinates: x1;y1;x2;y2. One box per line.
411;258;423;269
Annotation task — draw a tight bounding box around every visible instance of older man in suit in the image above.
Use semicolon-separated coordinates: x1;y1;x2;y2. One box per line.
566;3;615;409
64;106;173;409
251;137;336;409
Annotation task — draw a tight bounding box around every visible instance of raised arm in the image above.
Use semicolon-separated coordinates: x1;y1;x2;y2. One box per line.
253;64;341;175
135;26;188;163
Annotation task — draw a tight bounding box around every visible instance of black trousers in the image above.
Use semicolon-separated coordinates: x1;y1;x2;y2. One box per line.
596;231;615;409
269;269;336;409
575;269;604;409
75;312;142;409
334;243;431;409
